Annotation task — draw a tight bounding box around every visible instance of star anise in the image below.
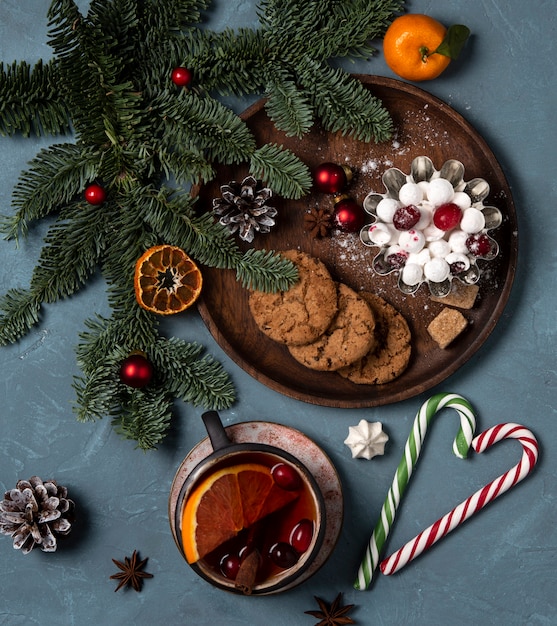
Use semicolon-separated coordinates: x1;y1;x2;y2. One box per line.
110;550;153;592
304;206;333;238
305;592;356;625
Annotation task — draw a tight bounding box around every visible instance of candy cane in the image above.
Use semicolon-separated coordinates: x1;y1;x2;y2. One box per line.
354;393;476;591
380;423;539;575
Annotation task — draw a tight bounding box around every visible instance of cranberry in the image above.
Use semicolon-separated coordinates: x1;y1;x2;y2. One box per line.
433;202;462;231
271;463;302;491
171;66;193;87
289;519;314;554
450;261;467;274
84;183;106;206
269;542;299;569
386;252;408;269
466;233;493;257
220;553;241;579
393;204;421;230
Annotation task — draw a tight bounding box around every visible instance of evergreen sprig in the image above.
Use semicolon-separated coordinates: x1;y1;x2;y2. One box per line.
184;0;405;139
0;0;404;449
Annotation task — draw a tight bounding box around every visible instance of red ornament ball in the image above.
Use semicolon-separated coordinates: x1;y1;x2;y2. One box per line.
84;183;106;206
333;196;365;233
119;353;154;389
171;66;193;87
313;162;352;194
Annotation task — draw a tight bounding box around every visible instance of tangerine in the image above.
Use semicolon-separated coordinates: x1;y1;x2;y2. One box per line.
134;244;202;315
383;14;451;82
181;463;299;563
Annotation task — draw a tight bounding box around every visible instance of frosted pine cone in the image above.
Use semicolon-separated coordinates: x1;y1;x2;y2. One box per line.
0;476;75;553
212;175;276;243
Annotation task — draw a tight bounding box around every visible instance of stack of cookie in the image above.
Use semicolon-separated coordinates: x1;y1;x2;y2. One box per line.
248;250;412;385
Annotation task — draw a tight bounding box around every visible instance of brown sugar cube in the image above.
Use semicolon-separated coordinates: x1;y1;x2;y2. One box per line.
430;282;479;310
427;307;468;349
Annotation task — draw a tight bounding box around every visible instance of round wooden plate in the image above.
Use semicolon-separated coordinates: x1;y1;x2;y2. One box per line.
196;75;517;408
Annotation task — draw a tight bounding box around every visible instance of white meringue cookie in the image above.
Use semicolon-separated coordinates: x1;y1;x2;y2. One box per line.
448;229;469;254
428;239;452;258
426;178;454;205
424;257;450;282
366;223;393;245
452;191;472;210
398;182;423;206
460;207;486;234
376;197;401;223
344;420;389;460
399;229;425;253
402;262;423;285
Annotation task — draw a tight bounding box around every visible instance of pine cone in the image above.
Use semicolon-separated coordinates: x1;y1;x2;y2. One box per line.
0;476;75;554
212;175;276;243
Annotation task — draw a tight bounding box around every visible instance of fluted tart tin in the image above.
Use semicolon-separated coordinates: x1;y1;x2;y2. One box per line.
360;156;502;298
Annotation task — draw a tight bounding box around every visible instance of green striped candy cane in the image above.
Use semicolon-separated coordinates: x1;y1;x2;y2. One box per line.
354;392;476;591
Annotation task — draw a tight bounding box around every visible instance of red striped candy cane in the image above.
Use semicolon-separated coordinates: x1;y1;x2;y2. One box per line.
380;423;539;576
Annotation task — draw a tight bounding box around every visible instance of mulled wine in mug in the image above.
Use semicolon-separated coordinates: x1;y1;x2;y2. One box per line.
174;411;326;595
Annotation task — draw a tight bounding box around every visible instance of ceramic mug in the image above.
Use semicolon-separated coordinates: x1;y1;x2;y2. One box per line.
174;411;327;595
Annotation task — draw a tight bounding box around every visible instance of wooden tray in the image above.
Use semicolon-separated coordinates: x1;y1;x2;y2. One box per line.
196;75;517;408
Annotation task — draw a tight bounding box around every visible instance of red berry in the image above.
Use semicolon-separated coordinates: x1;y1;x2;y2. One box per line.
119;353;154;388
450;261;467;274
220;554;241;579
268;542;299;569
271;463;302;491
386;252;408;269
433;202;462;231
466;233;493;257
393;205;421;230
333;198;365;233
313;163;351;194
84;183;106;205
171;66;193;87
289;519;314;554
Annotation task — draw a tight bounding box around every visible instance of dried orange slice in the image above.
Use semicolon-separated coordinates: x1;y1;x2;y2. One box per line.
134;245;202;315
181;463;298;563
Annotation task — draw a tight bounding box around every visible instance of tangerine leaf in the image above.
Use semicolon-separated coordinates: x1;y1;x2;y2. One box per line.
435;25;471;60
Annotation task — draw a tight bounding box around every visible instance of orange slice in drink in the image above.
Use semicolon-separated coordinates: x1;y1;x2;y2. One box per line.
134;245;202;315
181;463;299;563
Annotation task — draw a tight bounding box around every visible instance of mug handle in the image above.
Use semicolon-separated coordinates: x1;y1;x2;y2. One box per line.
202;411;233;451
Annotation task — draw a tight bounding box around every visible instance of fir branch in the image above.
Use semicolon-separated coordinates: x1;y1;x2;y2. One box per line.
298;60;394;142
134;188;244;269
73;364;123;422
158;90;257;164
3;143;100;240
138;0;210;34
28;203;107;303
0;60;71;137
153;337;236;409
76;314;159;378
48;0;146;147
264;68;314;138
250;143;312;199
180;28;268;95
112;388;174;451
235;248;298;292
0;289;42;346
156;144;216;186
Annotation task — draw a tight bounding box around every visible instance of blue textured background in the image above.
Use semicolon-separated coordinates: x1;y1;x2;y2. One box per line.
0;1;555;624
